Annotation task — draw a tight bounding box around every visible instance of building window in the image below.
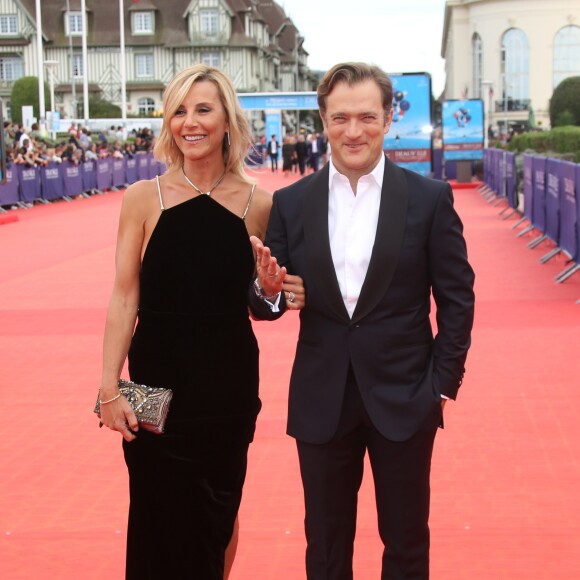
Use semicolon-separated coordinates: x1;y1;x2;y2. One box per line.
201;51;220;67
0;56;23;81
72;54;83;78
472;33;483;98
501;28;529;104
135;54;153;78
133;11;154;35
138;97;155;116
553;25;580;89
0;15;17;35
65;11;83;36
200;9;219;36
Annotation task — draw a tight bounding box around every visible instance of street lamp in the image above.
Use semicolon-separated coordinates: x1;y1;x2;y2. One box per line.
44;60;59;138
480;79;493;148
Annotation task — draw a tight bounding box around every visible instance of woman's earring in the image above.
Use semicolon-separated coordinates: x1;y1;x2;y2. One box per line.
226;131;231;146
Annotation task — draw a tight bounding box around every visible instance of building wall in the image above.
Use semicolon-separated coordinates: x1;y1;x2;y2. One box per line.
443;0;580;131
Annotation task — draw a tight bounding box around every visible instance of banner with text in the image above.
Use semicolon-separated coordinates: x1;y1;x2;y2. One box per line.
384;73;433;177
442;99;484;162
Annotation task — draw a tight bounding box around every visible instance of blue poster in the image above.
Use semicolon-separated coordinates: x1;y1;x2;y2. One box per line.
265;111;282;145
442;99;484;161
384;73;433;177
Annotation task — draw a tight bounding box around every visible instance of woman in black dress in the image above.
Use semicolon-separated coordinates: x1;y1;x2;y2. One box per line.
98;65;304;579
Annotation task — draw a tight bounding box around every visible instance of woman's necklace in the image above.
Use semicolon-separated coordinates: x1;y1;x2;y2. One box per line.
182;168;226;197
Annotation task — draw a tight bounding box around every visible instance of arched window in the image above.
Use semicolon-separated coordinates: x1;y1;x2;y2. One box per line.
501;29;529;109
472;33;483;98
553;25;580;88
138;97;155;116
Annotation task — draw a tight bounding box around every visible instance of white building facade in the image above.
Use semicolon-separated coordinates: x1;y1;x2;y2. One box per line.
442;0;580;133
0;0;316;123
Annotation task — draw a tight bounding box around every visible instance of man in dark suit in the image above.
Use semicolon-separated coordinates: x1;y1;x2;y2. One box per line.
251;62;475;579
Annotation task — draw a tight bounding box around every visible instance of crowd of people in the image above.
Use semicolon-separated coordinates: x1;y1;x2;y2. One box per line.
2;121;155;170
262;131;329;176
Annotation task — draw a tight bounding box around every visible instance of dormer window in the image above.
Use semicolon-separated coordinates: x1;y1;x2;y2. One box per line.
65;11;83;36
200;9;219;36
0;15;18;36
133;12;154;35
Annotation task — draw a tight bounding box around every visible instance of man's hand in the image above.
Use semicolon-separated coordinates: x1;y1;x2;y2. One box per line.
250;236;287;296
283;274;305;310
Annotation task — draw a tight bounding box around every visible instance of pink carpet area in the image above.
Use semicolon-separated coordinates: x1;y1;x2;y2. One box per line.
0;168;579;579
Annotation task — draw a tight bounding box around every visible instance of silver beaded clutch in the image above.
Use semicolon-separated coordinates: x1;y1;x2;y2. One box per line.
94;379;173;435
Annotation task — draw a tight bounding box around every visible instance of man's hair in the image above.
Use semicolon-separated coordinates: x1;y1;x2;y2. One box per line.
317;62;393;119
154;64;253;183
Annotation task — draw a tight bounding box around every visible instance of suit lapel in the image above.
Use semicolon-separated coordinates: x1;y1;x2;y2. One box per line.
303;165;350;321
351;156;408;324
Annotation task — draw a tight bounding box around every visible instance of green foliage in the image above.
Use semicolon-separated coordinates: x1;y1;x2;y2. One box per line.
549;76;580;127
9;77;51;125
508;126;580;163
77;96;122;118
554;111;575;127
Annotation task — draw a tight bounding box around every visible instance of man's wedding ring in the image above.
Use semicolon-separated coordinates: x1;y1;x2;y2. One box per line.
288;292;296;303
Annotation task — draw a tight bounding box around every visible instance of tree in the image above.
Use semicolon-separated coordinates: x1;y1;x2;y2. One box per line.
549;76;580;127
77;96;122;119
10;76;50;125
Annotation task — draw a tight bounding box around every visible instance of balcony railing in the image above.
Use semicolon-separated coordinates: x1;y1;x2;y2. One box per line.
494;99;530;112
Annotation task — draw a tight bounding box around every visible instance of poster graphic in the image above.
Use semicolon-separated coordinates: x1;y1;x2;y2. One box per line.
384;73;433;177
442;99;484;161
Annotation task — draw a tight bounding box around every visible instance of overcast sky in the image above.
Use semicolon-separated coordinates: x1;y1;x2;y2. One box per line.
281;0;449;96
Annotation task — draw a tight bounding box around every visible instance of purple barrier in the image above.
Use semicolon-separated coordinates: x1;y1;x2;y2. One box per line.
148;155;158;179
505;152;517;208
17;165;41;203
97;158;112;191
523;155;534;221
577;164;580;260
83;160;98;192
112;158;126;187
496;150;505;198
0;166;20;206
126;158;137;184
433;149;443;180
531;156;547;231
483;149;491;187
40;162;64;201
63;161;84;198
444;161;457;180
545;158;561;244
137;154;149;181
559;161;577;260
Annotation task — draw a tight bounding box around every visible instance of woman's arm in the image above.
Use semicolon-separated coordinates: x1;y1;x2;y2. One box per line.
98;183;150;441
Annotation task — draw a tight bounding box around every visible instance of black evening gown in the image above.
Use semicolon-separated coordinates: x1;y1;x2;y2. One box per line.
122;188;261;579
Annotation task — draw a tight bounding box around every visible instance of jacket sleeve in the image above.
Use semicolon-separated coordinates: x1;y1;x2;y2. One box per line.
429;184;475;399
247;281;286;321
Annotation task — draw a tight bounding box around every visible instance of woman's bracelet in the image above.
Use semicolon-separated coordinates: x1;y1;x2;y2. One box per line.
99;392;122;405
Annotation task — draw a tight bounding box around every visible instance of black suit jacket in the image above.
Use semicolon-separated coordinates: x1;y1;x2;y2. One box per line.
265;156;475;444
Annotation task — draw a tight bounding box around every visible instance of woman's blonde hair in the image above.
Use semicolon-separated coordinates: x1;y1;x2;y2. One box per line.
154;65;253;183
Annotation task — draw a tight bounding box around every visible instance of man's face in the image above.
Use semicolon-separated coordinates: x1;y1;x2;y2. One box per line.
322;79;392;182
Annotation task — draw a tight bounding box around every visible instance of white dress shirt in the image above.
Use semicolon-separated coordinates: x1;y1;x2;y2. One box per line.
328;155;384;318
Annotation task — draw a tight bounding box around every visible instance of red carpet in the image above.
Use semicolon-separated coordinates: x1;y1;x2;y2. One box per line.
1;170;579;579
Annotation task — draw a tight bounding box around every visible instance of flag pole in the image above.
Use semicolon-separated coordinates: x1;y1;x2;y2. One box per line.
81;0;89;124
35;0;46;132
119;0;127;126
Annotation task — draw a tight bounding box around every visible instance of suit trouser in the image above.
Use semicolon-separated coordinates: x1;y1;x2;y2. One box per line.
296;371;440;580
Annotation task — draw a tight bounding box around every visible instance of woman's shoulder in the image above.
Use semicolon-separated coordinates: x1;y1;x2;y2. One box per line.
122;177;161;217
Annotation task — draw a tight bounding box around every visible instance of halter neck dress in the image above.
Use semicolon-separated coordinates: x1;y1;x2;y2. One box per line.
122;176;260;579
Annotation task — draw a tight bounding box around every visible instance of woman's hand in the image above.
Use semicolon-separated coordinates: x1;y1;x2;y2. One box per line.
250;236;287;296
99;392;139;442
283;274;305;310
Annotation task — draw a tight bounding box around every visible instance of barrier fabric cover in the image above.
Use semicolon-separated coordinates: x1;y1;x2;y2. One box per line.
523;155;534;222
0;167;20;205
545;158;561;244
559;161;577;259
41;163;64;201
532;156;547;231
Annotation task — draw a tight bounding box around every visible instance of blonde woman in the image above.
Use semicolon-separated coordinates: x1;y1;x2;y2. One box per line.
98;65;303;579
